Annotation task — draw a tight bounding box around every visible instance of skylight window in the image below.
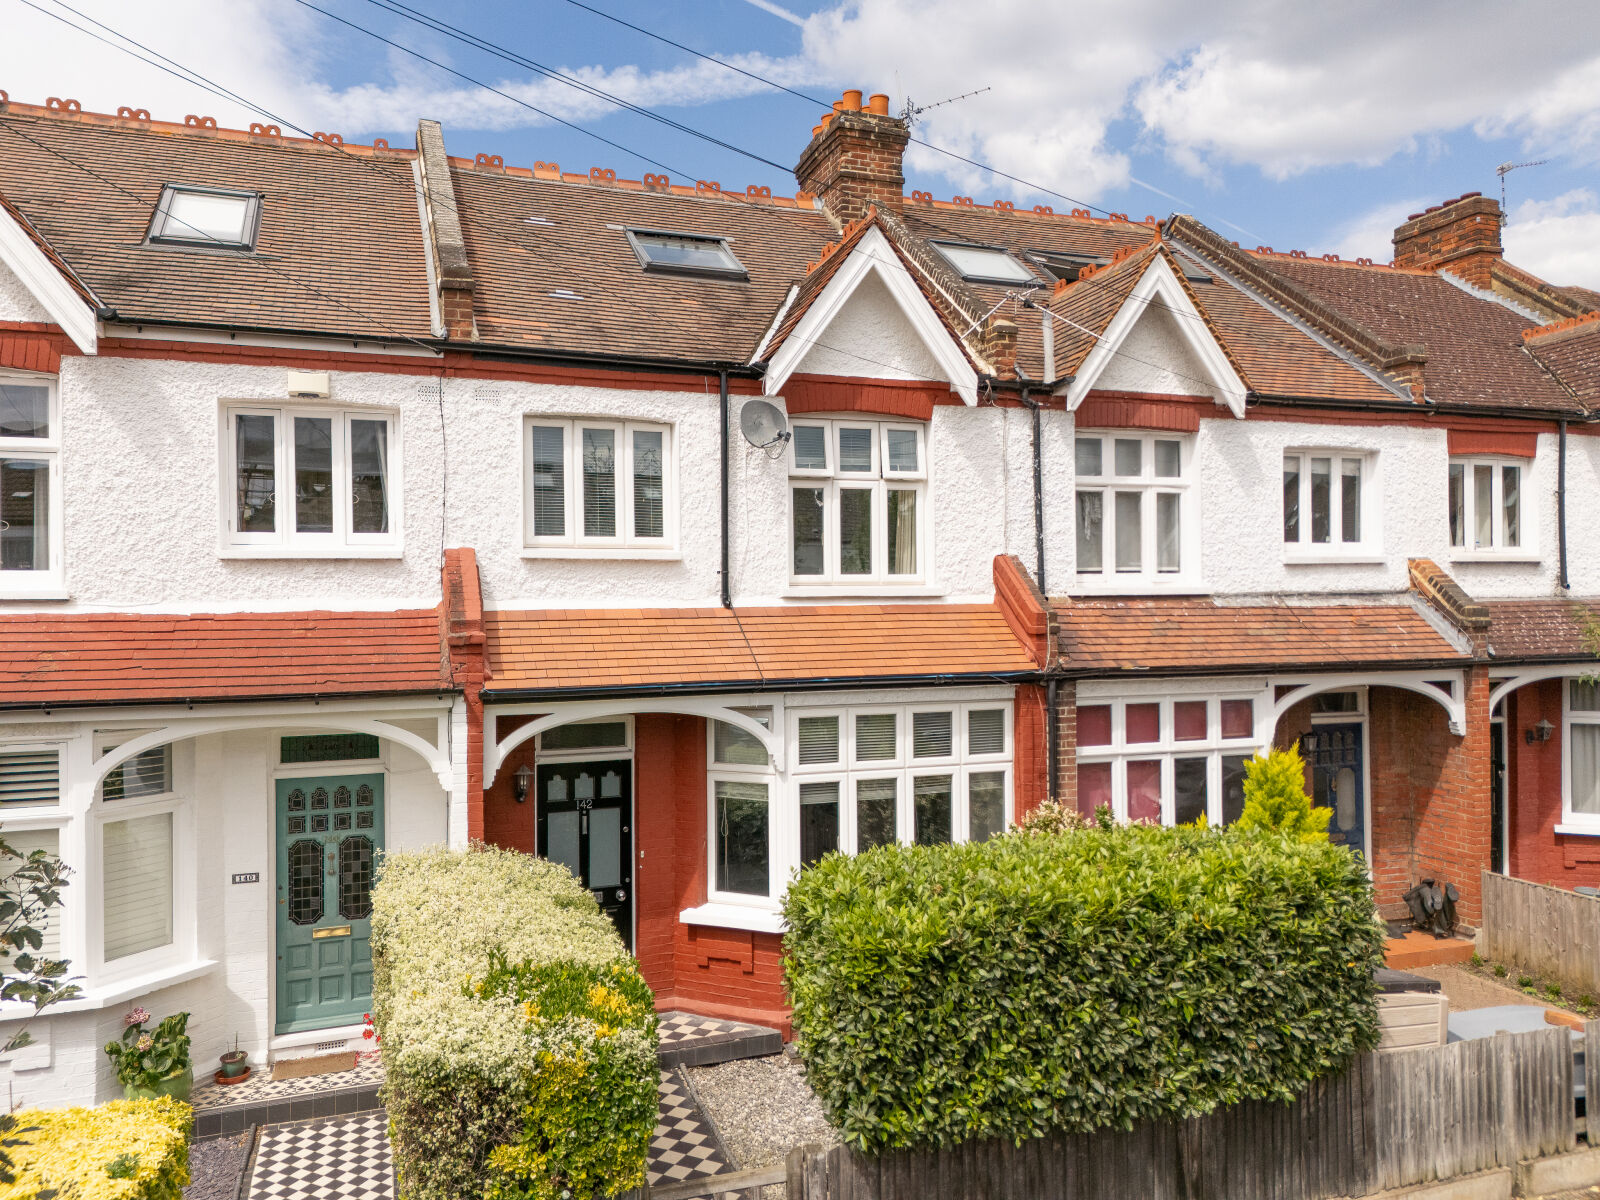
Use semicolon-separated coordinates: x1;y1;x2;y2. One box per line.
931;241;1036;285
1027;250;1105;284
148;184;261;250
625;229;748;280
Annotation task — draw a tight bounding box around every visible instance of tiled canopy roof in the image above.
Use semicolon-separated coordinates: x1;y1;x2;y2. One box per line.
1484;599;1600;664
0;611;447;706
482;605;1039;694
1051;597;1468;674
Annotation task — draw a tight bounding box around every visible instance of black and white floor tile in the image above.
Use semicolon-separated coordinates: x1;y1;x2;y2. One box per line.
246;1111;395;1200
649;1068;735;1186
191;1054;384;1112
656;1011;783;1067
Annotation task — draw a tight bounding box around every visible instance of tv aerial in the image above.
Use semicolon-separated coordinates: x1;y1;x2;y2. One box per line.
739;399;791;459
1496;159;1547;215
900;86;991;128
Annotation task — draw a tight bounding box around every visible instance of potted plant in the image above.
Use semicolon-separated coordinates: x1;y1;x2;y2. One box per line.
103;1008;192;1102
217;1033;250;1084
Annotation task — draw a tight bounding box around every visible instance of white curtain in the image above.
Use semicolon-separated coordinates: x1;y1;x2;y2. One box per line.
1574;724;1600;815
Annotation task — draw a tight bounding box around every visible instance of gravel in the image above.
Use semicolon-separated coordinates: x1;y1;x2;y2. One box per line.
1411;964;1556;1012
686;1054;840;1198
184;1129;253;1200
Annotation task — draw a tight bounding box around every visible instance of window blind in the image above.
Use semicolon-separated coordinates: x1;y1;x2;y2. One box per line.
102;745;171;802
582;427;617;537
102;812;174;962
713;721;768;767
2;828;60;958
632;428;664;539
530;425;567;536
0;750;59;806
854;713;897;761
968;709;1005;755
911;711;953;758
796;716;839;765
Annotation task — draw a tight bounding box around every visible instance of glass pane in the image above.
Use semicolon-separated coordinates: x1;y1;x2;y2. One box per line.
1154;440;1181;478
968;772;1006;843
0;829;59;957
1156;493;1181;573
714;721;767;766
838;427;874;472
799;781;840;867
886;429;919;472
913;711;953;758
1126;703;1160;744
1078;705;1112;747
1572;681;1600;712
1127;760;1162;823
1076;761;1110;818
934;244;1034;282
103;812;175;959
1220;699;1254;739
547;810;581;878
792;487;824;575
350;419;389;535
1310;457;1331;544
1221;755;1249;824
0;458;48;571
1448;463;1464;547
632;428;664;539
540;722;628;752
165;190;250;242
1174;757;1207;825
280;734;382;763
1340;458;1361;543
839;488;873;575
798;715;840;764
1573;725;1600;816
338;836;376;920
103;746;171;801
284;838;323;928
1472;463;1493;549
1076;491;1103;573
582;427;617;538
293;416;333;534
715;780;769;895
235;414;276;534
0;749;59;806
887;489;917;575
968;709;1005;755
1114;491;1142;572
0;385;49;438
530;425;566;537
1075;437;1102;477
588;807;621;889
1174;701;1207;741
856;778;898;851
1282;455;1300;543
854;713;897;761
913;775;953;846
792;425;827;471
1114;438;1142;477
1502;466;1520;548
635;232;740;272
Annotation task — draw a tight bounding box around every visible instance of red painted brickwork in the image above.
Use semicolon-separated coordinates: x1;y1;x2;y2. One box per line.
1014;683;1048;819
1054;680;1078;813
0;324;70;374
1392;194;1503;288
1076;390;1212;433
782;374;945;420
1506;680;1600;886
441;548;487;841
1447;428;1537;458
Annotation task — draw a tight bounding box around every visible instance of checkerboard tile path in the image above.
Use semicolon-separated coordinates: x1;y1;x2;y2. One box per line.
247;1111;394;1200
649;1067;734;1187
191;1053;383;1111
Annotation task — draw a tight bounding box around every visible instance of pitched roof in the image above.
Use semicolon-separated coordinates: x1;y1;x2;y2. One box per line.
0;610;447;707
1522;315;1600;409
482;605;1038;695
757;211;889;364
1045;242;1161;380
1050;597;1468;674
1483;599;1600;663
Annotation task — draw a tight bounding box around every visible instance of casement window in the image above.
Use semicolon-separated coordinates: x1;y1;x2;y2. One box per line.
1282;451;1375;556
0;375;61;592
0;747;67;963
1449;459;1526;555
223;405;398;554
1075;695;1260;826
1074;432;1192;582
148;184;261;251
789;419;927;584
1565;682;1600;830
524;418;674;552
96;739;184;971
708;709;775;901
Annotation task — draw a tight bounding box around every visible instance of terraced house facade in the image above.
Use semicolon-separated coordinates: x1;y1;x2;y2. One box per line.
0;89;1597;1105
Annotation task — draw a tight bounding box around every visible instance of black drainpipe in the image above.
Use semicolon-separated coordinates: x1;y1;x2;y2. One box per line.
1018;386;1046;591
719;370;732;608
1559;418;1570;591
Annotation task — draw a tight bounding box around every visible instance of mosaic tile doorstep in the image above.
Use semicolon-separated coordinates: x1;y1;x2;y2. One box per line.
247;1112;394;1200
657;1011;783;1067
650;1067;735;1187
191;1054;384;1111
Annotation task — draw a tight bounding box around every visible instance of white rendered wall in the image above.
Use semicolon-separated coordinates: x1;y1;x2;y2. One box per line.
0;264;50;323
1092;302;1222;401
789;270;946;382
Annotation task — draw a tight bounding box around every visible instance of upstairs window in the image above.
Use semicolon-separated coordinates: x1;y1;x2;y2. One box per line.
1074;432;1191;583
1282;450;1375;557
1449;459;1524;554
625;229;747;281
524;418;674;552
149;185;261;251
0;375;60;590
930;241;1036;285
789;419;926;585
1027;250;1104;284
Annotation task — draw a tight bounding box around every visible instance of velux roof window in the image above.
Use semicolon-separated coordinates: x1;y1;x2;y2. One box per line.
624;229;747;281
148;184;261;251
1028;250;1105;284
931;241;1036;285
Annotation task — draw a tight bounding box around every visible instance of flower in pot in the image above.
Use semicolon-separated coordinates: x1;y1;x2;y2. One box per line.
219;1034;249;1081
104;1008;193;1102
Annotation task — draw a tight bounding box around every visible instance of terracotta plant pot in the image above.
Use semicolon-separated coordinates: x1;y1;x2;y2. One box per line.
212;1066;252;1086
123;1066;193;1103
219;1050;249;1079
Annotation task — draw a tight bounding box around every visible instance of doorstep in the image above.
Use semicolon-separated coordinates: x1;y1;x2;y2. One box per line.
1384;931;1478;970
656;1011;783;1068
189;1053;384;1139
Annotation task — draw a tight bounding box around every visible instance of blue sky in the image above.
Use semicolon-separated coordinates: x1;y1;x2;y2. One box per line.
7;0;1600;285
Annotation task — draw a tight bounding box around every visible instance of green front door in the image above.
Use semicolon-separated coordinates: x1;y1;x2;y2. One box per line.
275;774;384;1034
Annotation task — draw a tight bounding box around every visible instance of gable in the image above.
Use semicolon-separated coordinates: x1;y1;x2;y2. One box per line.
0;198;96;354
791;269;946;382
1092;300;1220;399
0;257;51;324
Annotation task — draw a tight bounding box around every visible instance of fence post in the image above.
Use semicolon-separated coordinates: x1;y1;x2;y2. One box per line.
787;1143;828;1199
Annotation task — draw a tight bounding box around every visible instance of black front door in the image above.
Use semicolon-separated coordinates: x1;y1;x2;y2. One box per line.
1491;719;1507;874
535;760;633;949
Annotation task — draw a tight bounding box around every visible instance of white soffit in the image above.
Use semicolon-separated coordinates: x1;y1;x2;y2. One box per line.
0;202;97;355
764;226;980;406
1064;253;1246;417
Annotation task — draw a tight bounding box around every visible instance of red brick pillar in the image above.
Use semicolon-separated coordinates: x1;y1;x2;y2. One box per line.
1054;680;1077;813
1407;666;1493;927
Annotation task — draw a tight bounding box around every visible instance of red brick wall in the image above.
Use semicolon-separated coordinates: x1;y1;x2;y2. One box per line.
1053;680;1077;812
1014;683;1048;819
1391;194;1503;287
1507;680;1600;886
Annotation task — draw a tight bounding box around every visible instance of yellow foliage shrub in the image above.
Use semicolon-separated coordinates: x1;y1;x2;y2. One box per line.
0;1096;191;1200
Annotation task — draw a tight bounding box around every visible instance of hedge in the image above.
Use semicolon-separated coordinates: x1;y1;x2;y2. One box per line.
0;1096;191;1200
782;818;1385;1152
371;845;657;1200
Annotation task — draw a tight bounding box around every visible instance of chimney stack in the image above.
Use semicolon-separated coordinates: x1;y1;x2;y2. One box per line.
1392;192;1503;288
795;90;907;222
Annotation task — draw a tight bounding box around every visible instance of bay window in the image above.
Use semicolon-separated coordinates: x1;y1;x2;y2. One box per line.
789;419;926;585
1283;450;1374;556
95;738;185;974
1449;459;1526;555
1565;681;1600;829
1074;432;1191;583
223;404;398;554
0;374;61;591
0;746;66;964
524;418;674;552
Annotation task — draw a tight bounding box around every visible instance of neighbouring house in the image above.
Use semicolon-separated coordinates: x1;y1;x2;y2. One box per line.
0;88;1595;1106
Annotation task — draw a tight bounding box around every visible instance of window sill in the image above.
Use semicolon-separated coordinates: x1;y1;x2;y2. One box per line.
1068;578;1203;595
782;584;945;599
1555;824;1600;838
218;546;404;560
521;547;682;561
1448;552;1542;565
679;902;787;935
0;588;70;602
0;958;219;1023
1282;553;1385;566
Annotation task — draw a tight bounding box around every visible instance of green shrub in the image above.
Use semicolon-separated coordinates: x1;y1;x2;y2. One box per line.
1545;983;1563;1001
0;1096;190;1200
783;821;1383;1152
1236;746;1330;842
371;845;657;1200
1494;963;1508;978
1469;953;1483;968
1519;975;1535;989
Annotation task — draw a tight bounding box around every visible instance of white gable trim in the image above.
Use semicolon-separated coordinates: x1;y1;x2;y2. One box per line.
763;227;979;405
1062;254;1245;417
0;203;97;355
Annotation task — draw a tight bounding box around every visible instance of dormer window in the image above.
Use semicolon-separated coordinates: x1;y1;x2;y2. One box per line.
149;185;261;251
930;241;1035;285
624;229;747;280
1027;250;1104;284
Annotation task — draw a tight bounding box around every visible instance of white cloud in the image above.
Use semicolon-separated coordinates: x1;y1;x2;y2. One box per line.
1503;190;1600;291
1325;196;1430;263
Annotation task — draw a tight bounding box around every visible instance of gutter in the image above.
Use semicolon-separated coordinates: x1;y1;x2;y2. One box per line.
480;670;1043;705
1246;391;1596;425
0;687;458;714
1061;656;1476;682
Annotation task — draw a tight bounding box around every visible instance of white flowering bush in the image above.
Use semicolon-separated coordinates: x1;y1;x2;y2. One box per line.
372;845;657;1200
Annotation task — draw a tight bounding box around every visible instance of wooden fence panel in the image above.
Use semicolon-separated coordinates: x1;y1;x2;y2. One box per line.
1481;870;1600;997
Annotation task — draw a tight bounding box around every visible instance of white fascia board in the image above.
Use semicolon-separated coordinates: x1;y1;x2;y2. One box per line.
763;226;980;405
0;202;97;355
1065;254;1247;418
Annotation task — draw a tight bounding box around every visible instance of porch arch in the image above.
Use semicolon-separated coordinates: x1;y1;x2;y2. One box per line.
1267;671;1467;739
1489;666;1585;716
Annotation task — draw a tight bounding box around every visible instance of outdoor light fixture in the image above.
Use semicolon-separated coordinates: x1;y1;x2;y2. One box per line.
514;763;534;802
1526;719;1555;745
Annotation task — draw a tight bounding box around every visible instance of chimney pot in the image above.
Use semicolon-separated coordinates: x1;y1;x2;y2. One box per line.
833;100;844;112
795;90;909;221
868;93;890;115
843;89;863;111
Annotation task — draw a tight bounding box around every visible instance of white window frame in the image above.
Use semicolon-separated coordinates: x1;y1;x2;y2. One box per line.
219;403;402;558
707;735;779;907
1281;448;1380;562
0;372;64;596
521;417;677;557
1449;456;1537;561
787;418;928;586
1562;680;1600;832
1073;430;1196;589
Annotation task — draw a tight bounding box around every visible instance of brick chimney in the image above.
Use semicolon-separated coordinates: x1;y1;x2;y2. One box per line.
795;90;908;222
415;119;477;341
1392;192;1503;288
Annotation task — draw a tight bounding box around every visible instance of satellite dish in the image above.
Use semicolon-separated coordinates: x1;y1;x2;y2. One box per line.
739;399;791;456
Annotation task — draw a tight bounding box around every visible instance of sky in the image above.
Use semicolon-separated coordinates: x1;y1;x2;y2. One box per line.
3;0;1599;288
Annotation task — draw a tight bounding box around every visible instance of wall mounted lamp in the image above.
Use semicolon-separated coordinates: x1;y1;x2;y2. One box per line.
1526;719;1554;745
514;763;534;802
